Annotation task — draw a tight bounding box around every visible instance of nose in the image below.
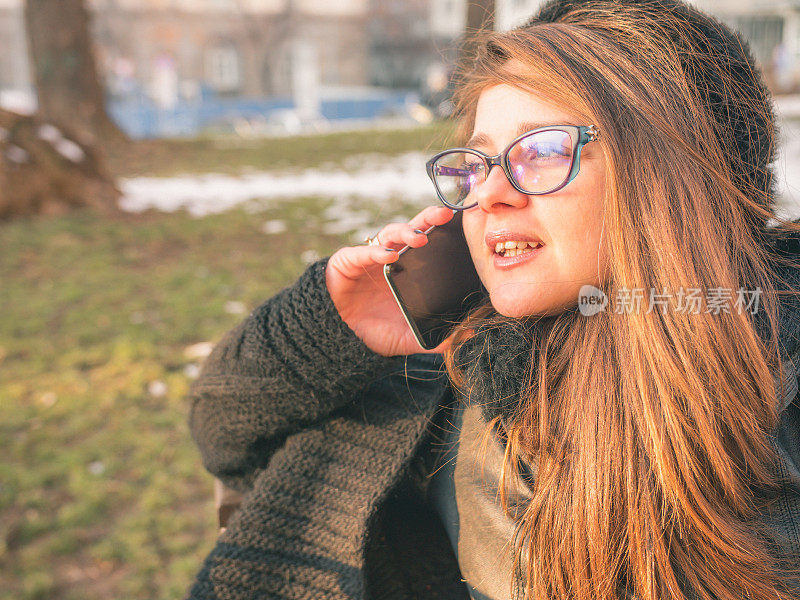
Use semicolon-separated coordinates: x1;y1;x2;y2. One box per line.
473;164;530;212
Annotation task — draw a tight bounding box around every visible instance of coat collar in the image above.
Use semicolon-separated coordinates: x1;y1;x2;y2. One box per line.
776;359;797;414
770;226;800;412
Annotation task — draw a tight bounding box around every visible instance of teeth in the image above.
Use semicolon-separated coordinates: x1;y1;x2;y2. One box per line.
494;240;543;256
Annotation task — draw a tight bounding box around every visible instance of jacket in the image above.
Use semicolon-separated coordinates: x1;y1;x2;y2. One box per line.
185;244;800;599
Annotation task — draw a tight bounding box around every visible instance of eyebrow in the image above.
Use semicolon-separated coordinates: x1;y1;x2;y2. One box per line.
466;121;580;150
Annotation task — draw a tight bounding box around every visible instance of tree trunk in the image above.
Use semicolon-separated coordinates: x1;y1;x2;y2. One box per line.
466;0;495;34
455;0;496;85
0;109;121;220
24;0;127;149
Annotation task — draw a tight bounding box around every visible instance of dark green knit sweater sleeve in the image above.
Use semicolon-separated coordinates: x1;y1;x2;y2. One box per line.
188;258;402;492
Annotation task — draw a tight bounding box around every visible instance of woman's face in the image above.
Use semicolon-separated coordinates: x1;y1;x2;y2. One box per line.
461;84;609;318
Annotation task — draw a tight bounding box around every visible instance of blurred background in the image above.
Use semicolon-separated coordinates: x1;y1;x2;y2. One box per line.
2;1;800;598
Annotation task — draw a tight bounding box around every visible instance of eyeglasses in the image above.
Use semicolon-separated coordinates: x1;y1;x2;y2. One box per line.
425;124;600;210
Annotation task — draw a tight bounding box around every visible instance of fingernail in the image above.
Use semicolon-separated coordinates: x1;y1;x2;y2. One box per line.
385;248;398;252
414;229;424;235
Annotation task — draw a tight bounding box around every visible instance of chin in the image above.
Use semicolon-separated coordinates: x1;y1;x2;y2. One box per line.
488;287;574;318
488;292;541;318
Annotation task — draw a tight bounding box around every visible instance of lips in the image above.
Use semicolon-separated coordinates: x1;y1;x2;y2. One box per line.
485;231;544;249
485;231;545;257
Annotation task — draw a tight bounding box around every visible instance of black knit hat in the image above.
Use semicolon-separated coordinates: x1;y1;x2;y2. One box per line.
525;0;779;223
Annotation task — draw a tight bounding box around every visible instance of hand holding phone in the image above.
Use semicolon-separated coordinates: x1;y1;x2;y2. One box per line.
383;210;486;350
325;205;460;357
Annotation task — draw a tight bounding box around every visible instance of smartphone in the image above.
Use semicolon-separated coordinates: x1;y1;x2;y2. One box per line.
383;210;487;350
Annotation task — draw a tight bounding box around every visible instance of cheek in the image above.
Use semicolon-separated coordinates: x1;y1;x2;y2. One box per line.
544;177;607;274
461;211;485;262
556;212;602;252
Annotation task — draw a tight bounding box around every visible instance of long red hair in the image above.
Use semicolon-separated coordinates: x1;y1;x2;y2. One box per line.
444;2;800;599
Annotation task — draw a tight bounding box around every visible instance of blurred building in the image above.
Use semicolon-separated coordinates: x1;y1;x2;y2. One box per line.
692;0;800;93
370;0;451;90
0;0;33;112
494;0;800;93
494;0;800;94
90;0;370;101
495;0;543;30
1;0;800;136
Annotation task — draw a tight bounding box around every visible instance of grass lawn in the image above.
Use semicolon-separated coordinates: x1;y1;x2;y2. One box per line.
0;122;453;599
106;121;456;177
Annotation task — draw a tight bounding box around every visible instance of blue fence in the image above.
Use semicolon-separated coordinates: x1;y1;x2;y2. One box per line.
108;90;419;139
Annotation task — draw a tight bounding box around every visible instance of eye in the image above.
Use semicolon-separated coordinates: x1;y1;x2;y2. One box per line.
513;130;573;164
461;158;485;173
531;143;570;159
520;141;571;161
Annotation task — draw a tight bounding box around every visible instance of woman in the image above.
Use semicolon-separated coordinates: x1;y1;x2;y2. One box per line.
186;1;800;599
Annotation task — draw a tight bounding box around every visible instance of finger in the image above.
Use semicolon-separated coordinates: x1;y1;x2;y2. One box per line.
425;334;454;355
375;222;429;249
370;207;455;251
329;244;400;280
408;206;455;233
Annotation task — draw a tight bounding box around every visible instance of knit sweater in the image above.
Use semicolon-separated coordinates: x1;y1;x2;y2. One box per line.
186;236;800;599
186;259;467;599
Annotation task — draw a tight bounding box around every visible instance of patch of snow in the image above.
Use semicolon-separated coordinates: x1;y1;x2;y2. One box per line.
224;300;247;315
118;152;435;217
183;341;214;360
54;138;85;163
37;124;62;143
88;461;106;476
147;380;168;398
116;138;800;230
37;124;85;163
0;89;36;115
183;364;201;379
261;219;288;234
38;391;57;408
320;209;373;235
6;144;28;164
301;249;321;264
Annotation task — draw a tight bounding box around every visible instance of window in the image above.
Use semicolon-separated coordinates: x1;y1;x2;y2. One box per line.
205;46;241;93
730;15;784;64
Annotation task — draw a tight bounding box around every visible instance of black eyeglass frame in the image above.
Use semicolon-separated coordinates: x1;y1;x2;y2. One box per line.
425;124;601;210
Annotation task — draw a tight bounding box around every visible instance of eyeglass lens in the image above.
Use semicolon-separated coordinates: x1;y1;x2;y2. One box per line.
431;129;574;207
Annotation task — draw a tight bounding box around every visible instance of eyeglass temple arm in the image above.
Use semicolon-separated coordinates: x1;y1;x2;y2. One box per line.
562;126;601;186
582;125;601;143
433;165;472;177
